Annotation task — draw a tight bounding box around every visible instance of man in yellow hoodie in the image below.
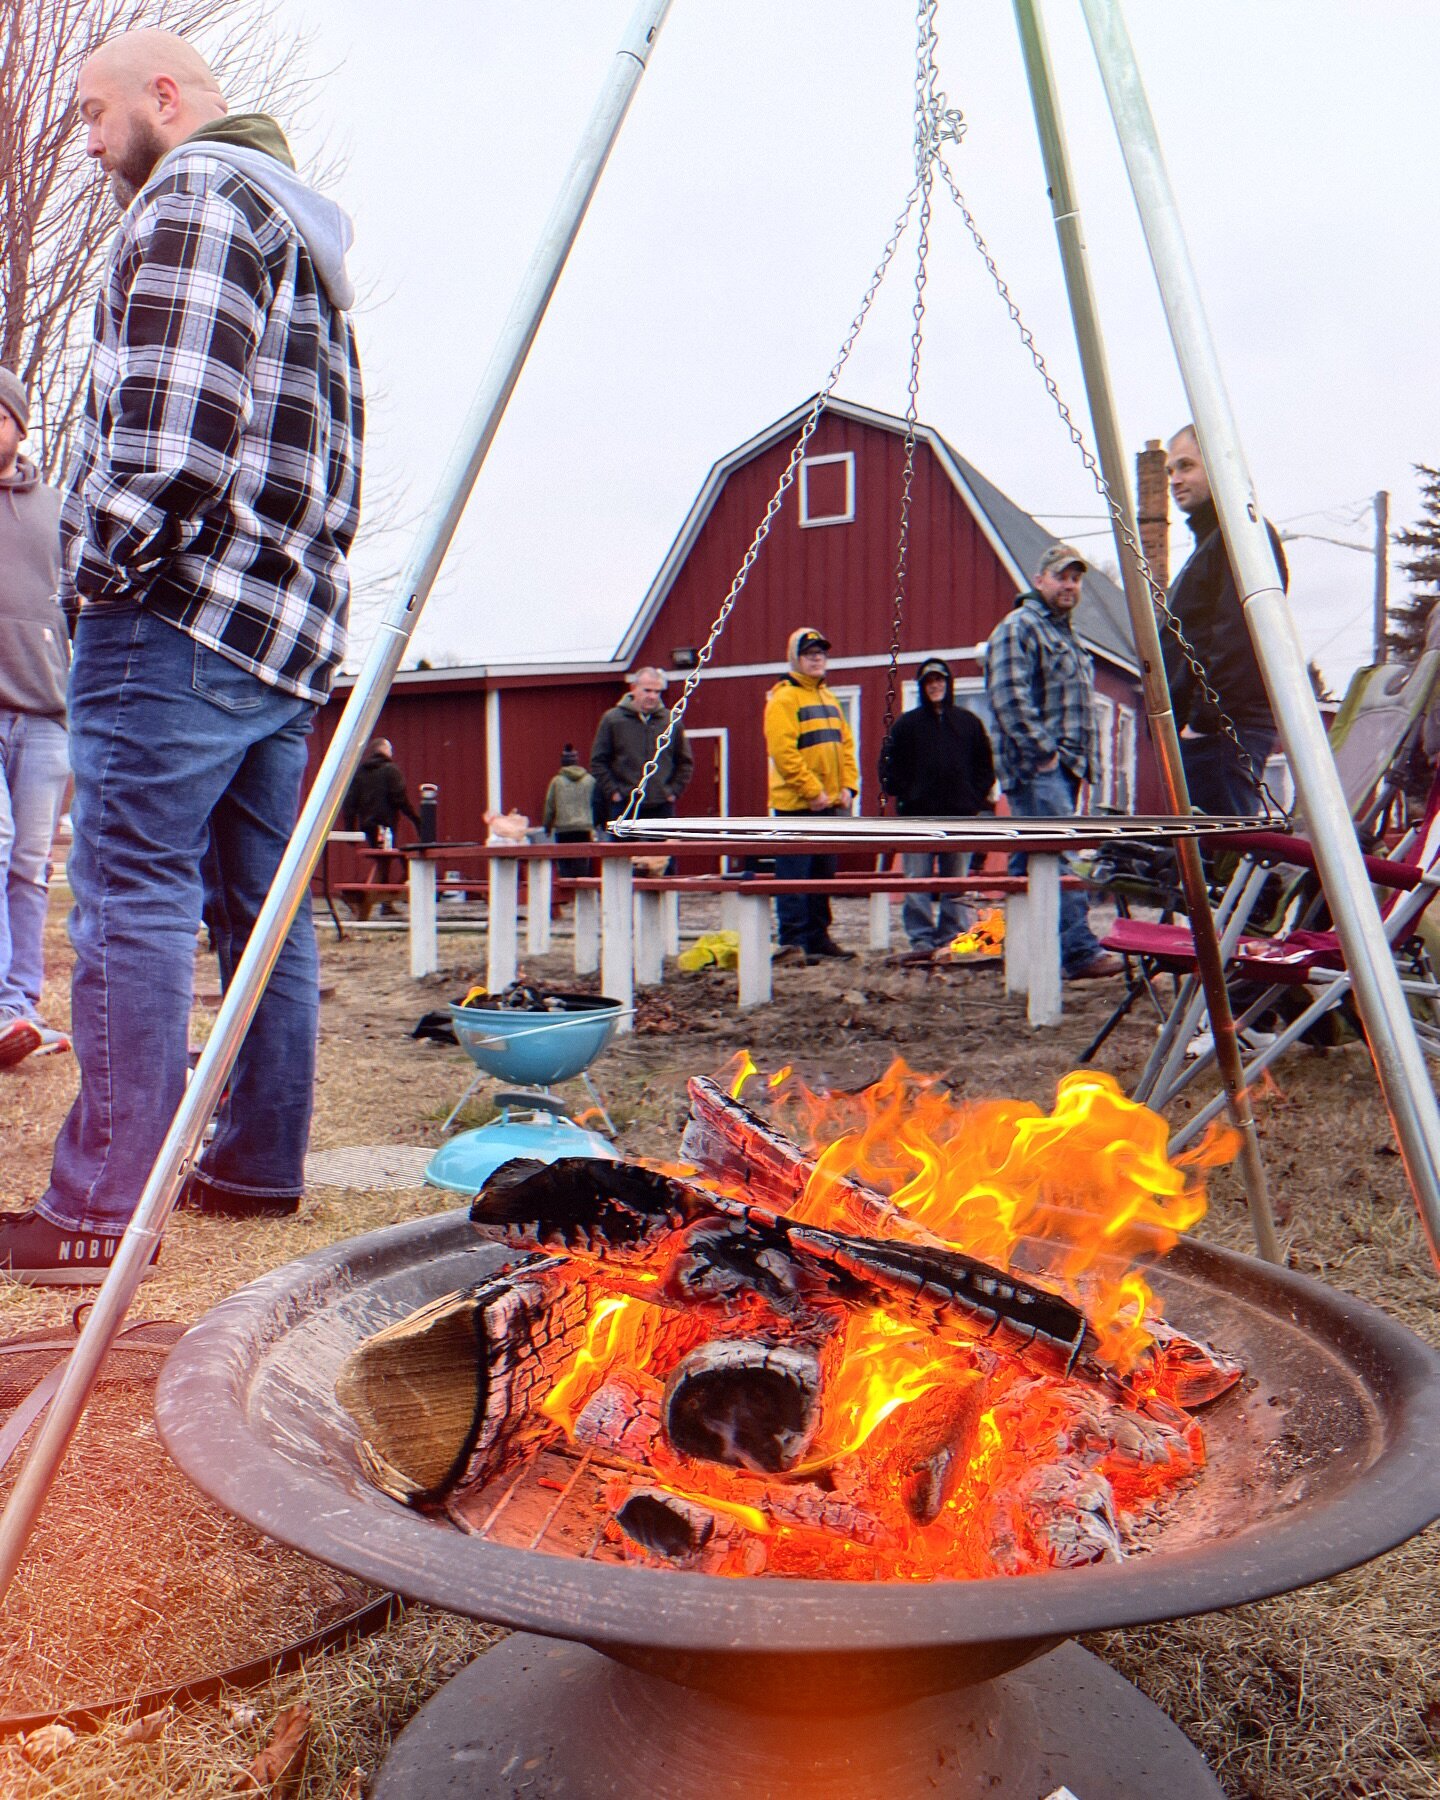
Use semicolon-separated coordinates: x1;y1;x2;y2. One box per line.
764;628;859;962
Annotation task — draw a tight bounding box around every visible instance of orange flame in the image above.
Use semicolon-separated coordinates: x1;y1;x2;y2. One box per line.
532;1056;1234;1581
949;907;1006;957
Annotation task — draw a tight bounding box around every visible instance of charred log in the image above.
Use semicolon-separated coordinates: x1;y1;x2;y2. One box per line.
663;1340;822;1475
573;1369;664;1464
470;1158;702;1260
868;1380;989;1526
614;1488;717;1562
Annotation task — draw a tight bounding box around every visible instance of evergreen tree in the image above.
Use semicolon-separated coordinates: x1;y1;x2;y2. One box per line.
1386;465;1440;661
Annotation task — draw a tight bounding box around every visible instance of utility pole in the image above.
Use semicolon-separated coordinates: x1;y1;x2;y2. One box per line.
1374;490;1390;664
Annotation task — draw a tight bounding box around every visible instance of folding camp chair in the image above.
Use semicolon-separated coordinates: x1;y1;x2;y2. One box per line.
1112;777;1440;1151
1098;634;1440;1085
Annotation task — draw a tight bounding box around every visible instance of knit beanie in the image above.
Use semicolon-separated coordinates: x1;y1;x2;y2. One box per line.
0;368;29;435
560;744;580;766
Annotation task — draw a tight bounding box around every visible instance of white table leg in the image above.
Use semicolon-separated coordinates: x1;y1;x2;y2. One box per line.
487;856;519;994
573;888;600;975
868;891;891;952
634;890;664;987
662;888;681;957
601;858;635;1032
1004;891;1028;999
526;858;553;956
1027;854;1062;1027
721;891;741;934
408;858;438;978
737;893;772;1009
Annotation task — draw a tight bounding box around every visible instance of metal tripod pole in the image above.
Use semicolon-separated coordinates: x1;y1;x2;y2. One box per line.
0;0;677;1605
1011;0;1279;1261
1079;0;1440;1270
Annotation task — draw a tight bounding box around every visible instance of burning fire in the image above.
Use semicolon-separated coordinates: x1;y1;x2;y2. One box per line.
517;1057;1237;1581
949;906;1005;957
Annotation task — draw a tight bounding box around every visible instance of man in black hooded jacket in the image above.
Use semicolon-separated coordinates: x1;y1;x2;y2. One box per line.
878;658;996;954
1164;426;1287;815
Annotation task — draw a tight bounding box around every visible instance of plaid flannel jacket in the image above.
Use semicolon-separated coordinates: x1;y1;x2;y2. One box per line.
984;593;1100;792
60;152;364;703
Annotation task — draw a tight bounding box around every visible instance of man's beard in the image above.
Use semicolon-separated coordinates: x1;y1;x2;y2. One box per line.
109;118;168;207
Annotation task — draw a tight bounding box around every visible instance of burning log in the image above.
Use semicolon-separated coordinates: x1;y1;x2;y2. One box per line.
987;1462;1125;1573
1138;1318;1244;1409
472;1155;1099;1380
613;1488;721;1562
662;1340;823;1475
868;1380;989;1526
573;1369;664;1464
335;1257;588;1501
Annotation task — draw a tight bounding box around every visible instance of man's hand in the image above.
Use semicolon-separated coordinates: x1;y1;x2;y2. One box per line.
809;790;833;812
1038;754;1060;772
611;791;622;803
840;788;856;810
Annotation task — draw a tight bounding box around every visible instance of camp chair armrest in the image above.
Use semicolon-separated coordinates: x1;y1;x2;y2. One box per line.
1226;830;1426;891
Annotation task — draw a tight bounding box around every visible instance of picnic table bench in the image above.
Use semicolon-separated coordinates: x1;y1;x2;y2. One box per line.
375;828;1129;1030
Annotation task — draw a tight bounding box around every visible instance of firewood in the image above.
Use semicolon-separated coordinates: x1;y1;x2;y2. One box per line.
335;1258;589;1500
663;1339;822;1475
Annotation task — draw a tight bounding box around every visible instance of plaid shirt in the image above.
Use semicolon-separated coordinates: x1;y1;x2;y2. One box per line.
60;151;364;703
984;593;1100;792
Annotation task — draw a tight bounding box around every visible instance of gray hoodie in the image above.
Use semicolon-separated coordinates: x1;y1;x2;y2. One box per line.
0;457;67;718
157;115;356;310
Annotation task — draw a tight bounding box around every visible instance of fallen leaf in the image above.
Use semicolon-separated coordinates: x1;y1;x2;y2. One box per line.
234;1703;310;1794
20;1723;76;1770
119;1710;169;1745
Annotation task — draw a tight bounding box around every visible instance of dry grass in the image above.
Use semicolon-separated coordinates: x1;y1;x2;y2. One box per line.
0;900;1436;1797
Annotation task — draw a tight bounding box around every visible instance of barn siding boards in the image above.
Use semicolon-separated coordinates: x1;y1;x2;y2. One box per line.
307;397;1158;889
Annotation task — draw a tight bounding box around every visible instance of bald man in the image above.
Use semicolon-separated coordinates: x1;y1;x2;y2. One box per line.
0;31;364;1281
1164;426;1287;815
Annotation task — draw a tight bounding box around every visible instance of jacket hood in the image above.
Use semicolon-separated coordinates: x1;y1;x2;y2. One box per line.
161;115;357;310
618;694;668;720
787;626;832;673
0;456;39;496
558;764;590;782
916;656;954;707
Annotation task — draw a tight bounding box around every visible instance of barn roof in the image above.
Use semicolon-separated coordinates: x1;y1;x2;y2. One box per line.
614;395;1140;676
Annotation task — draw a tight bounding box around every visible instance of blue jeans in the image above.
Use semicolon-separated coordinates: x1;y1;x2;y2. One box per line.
773;811;838;951
1004;767;1103;976
1180;728;1277;817
0;712;70;1022
40;606;319;1234
901;850;970;949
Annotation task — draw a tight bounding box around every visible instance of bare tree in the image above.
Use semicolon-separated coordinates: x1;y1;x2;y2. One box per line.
0;0;331;479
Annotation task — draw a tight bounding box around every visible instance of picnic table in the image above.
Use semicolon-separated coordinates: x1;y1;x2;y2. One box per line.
368;818;1253;1030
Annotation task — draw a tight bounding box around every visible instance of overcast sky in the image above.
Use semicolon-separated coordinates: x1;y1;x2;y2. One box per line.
261;0;1438;691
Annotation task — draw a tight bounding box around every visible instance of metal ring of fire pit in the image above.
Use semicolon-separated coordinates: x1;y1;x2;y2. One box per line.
156;1211;1440;1706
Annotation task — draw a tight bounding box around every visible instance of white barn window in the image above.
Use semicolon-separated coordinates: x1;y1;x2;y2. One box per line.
799;452;855;528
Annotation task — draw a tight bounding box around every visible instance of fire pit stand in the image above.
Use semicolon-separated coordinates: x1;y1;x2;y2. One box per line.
156;1213;1440;1800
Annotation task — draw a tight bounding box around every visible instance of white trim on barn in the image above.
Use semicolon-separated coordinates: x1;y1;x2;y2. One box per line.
799;451;856;527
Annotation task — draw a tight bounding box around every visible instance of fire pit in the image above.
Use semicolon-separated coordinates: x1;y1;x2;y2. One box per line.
157;1182;1440;1797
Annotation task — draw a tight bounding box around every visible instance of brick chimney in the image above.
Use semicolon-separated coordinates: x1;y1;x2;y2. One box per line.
1136;439;1169;591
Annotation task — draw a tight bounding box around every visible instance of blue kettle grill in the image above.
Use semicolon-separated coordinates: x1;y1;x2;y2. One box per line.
424;992;625;1193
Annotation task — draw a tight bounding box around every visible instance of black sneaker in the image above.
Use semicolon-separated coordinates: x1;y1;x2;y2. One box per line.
181;1175;301;1220
810;937;857;961
0;1209;158;1287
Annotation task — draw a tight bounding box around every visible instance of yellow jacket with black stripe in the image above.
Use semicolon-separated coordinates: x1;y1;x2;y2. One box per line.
764;672;860;811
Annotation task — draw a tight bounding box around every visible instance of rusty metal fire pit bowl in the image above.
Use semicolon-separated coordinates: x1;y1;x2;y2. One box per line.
156;1211;1440;1799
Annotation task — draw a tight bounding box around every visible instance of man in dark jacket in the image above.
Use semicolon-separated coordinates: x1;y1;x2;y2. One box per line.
1164;425;1287;815
342;738;422;907
878;658;995;954
589;668;692;832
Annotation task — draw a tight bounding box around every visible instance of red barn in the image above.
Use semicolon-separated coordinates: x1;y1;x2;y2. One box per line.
313;397;1150;859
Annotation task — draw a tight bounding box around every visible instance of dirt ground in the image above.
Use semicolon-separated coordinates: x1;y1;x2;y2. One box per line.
0;895;1436;1797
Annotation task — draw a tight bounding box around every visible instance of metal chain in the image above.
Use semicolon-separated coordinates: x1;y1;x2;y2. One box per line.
933;149;1287;820
882;0;942;777
613;174;930;832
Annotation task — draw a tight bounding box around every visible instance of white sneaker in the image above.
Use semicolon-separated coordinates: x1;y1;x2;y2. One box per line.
29;1024;72;1058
